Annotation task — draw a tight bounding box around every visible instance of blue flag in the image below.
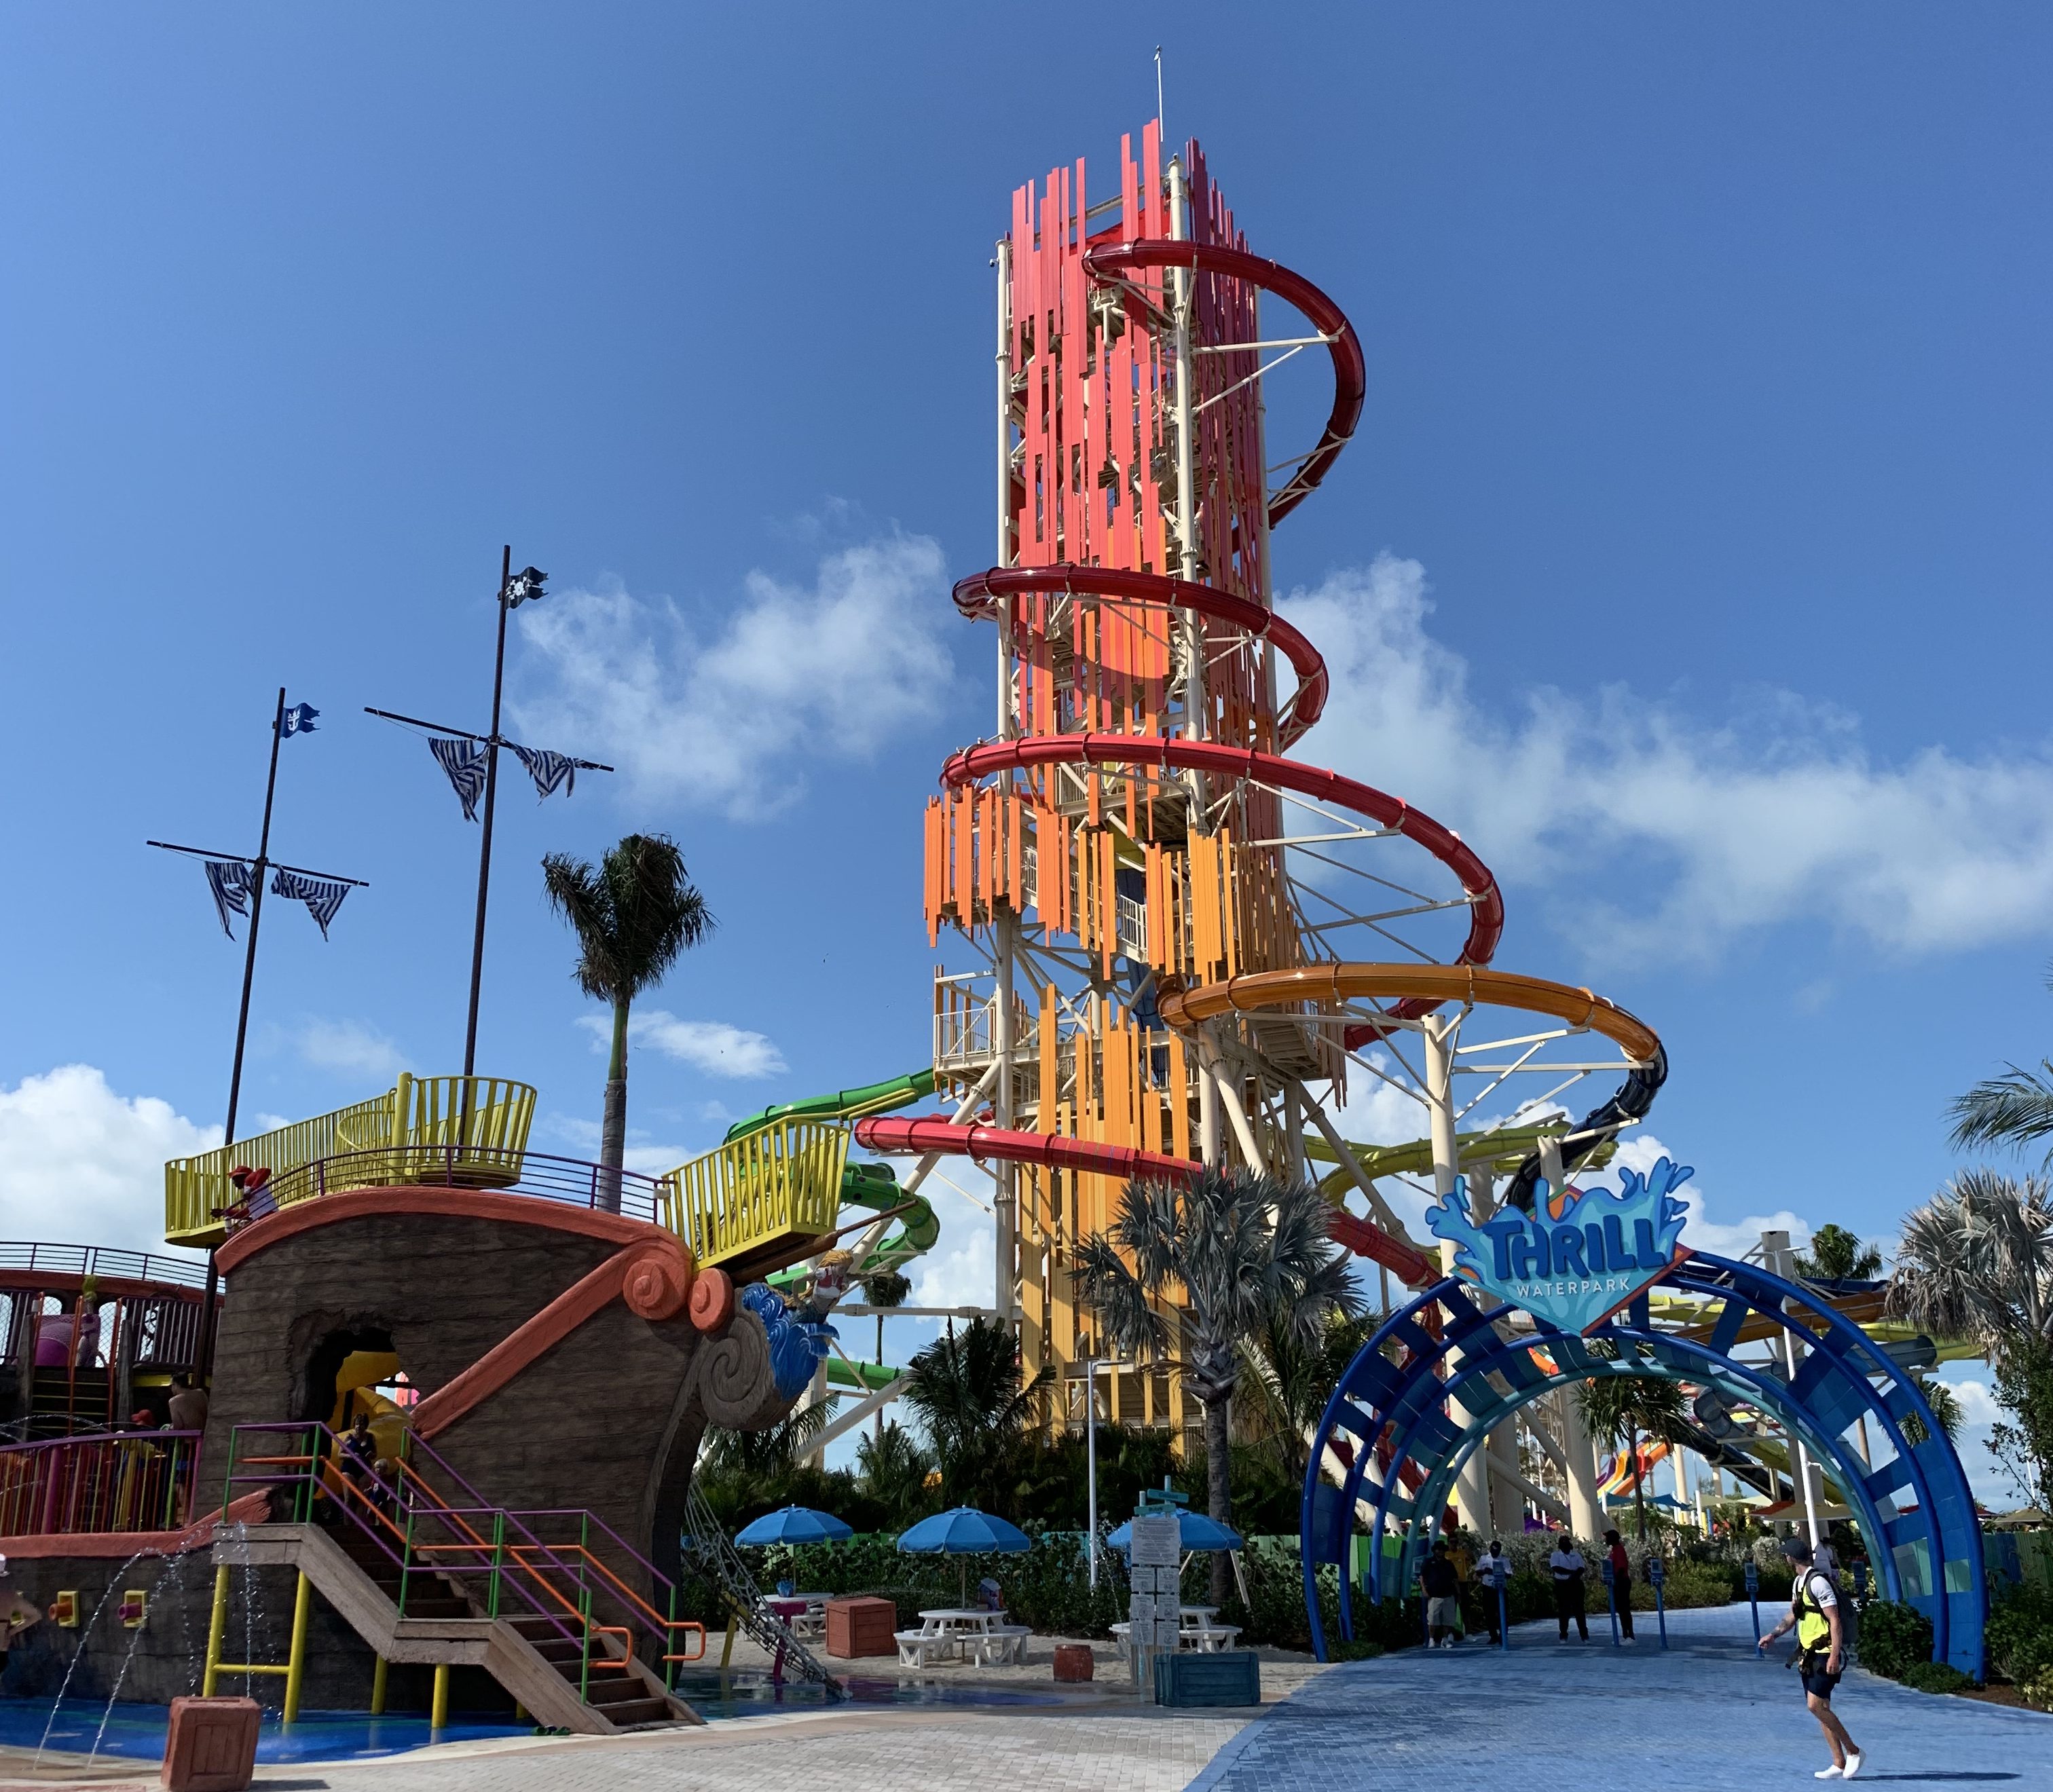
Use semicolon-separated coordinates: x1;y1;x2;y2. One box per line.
281;702;320;737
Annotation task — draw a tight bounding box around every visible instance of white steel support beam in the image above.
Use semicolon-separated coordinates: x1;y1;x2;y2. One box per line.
1198;1030;1223;1167
1486;1440;1569;1527
813;1375;906;1453
1558;1382;1606;1543
1295;1090;1414;1246
1426;1015;1490;1534
1208;1052;1268;1174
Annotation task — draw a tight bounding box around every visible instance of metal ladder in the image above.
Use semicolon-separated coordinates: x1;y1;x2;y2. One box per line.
680;1483;843;1696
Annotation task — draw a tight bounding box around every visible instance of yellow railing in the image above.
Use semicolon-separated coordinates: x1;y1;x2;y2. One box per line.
164;1075;538;1246
656;1120;849;1271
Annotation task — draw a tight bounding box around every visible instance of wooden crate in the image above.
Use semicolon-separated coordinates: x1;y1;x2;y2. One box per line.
825;1596;898;1658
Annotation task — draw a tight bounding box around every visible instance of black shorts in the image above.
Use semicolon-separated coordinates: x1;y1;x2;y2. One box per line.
1800;1661;1843;1701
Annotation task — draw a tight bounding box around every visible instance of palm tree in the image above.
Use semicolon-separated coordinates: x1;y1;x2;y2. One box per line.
900;1317;1051;1507
542;834;714;1210
1576;1376;1692;1542
1795;1224;1884;1282
1886;1169;2053;1358
1236;1307;1379;1485
1072;1164;1362;1603
855;1419;933;1521
1902;1377;1963;1449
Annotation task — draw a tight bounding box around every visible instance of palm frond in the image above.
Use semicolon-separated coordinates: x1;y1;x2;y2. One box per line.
1949;1062;2053;1159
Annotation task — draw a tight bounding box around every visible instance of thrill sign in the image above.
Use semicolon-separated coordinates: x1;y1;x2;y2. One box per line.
1424;1157;1695;1334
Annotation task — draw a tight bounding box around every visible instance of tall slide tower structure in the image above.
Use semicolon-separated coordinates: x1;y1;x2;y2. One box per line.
858;124;1664;1525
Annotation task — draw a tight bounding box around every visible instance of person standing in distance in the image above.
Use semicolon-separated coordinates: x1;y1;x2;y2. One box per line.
1547;1531;1589;1642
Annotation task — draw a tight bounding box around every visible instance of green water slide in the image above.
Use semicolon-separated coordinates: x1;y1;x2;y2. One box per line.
1306;1115;1619;1193
736;1070;943;1287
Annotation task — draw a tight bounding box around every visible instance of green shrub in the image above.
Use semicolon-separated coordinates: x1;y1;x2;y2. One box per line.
1330;1639;1382;1661
1627;1561;1737;1610
1857;1600;1934;1679
1984;1582;2053;1686
1901;1661;1976;1695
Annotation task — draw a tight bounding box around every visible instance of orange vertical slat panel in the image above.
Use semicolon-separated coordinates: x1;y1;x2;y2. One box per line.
1007;792;1024;910
952;787;973;926
1167;1033;1190;1161
1039;984;1058;1132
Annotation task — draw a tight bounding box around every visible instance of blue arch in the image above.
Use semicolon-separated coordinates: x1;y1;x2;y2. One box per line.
1299;1252;1985;1673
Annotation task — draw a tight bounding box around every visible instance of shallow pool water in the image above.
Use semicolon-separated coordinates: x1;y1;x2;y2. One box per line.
0;1699;531;1763
668;1669;1069;1720
3;1673;1068;1761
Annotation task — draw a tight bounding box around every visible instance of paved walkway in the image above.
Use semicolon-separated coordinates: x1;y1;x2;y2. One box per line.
5;1607;2046;1791
1193;1604;2052;1791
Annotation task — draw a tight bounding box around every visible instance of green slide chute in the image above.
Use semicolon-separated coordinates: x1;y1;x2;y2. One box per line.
723;1070;937;1144
744;1070;942;1287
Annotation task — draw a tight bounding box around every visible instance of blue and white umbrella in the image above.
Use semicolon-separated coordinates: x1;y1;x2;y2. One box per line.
735;1505;854;1547
1105;1512;1244;1554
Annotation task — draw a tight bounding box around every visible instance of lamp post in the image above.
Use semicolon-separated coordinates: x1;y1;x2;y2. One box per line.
1086;1357;1101;1588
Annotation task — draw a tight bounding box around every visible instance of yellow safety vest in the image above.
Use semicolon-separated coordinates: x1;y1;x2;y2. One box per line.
1793;1570;1835;1651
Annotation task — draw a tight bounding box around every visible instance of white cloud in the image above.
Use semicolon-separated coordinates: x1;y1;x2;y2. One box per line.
544;1112;693;1177
1943;1374;2004;1428
1287;554;2053;962
0;1066;219;1256
512;536;954;817
578;1010;788;1079
297;1019;409;1081
913;1215;995;1311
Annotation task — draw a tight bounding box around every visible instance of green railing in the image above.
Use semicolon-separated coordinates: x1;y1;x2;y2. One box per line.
164;1075;537;1244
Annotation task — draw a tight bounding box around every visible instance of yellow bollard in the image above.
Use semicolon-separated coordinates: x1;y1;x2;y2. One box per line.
430;1662;449;1731
281;1571;313;1723
370;1656;388;1716
513;1702;528;1724
201;1565;231;1698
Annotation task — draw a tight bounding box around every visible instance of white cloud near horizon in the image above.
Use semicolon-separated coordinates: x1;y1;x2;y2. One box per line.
577;1010;788;1079
1287;555;2053;963
0;1066;218;1256
512;535;954;817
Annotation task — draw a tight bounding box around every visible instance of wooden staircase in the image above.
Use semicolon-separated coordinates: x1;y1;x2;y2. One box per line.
221;1521;697;1734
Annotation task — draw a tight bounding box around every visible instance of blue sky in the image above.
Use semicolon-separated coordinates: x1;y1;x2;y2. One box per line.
3;6;2049;1495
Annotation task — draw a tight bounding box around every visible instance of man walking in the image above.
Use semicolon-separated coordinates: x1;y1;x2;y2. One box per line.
1421;1539;1461;1648
1547;1531;1589;1641
1758;1537;1864;1780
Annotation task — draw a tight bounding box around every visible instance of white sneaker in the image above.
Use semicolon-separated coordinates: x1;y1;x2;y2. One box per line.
1841;1753;1863;1780
1813;1768;1841;1780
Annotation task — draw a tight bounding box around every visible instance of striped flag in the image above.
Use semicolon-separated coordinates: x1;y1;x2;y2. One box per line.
428;738;488;821
270;868;350;939
509;743;601;802
204;861;255;938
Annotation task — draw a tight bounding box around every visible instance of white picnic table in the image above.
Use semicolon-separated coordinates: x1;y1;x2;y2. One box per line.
896;1606;1029;1666
1111;1605;1242;1652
